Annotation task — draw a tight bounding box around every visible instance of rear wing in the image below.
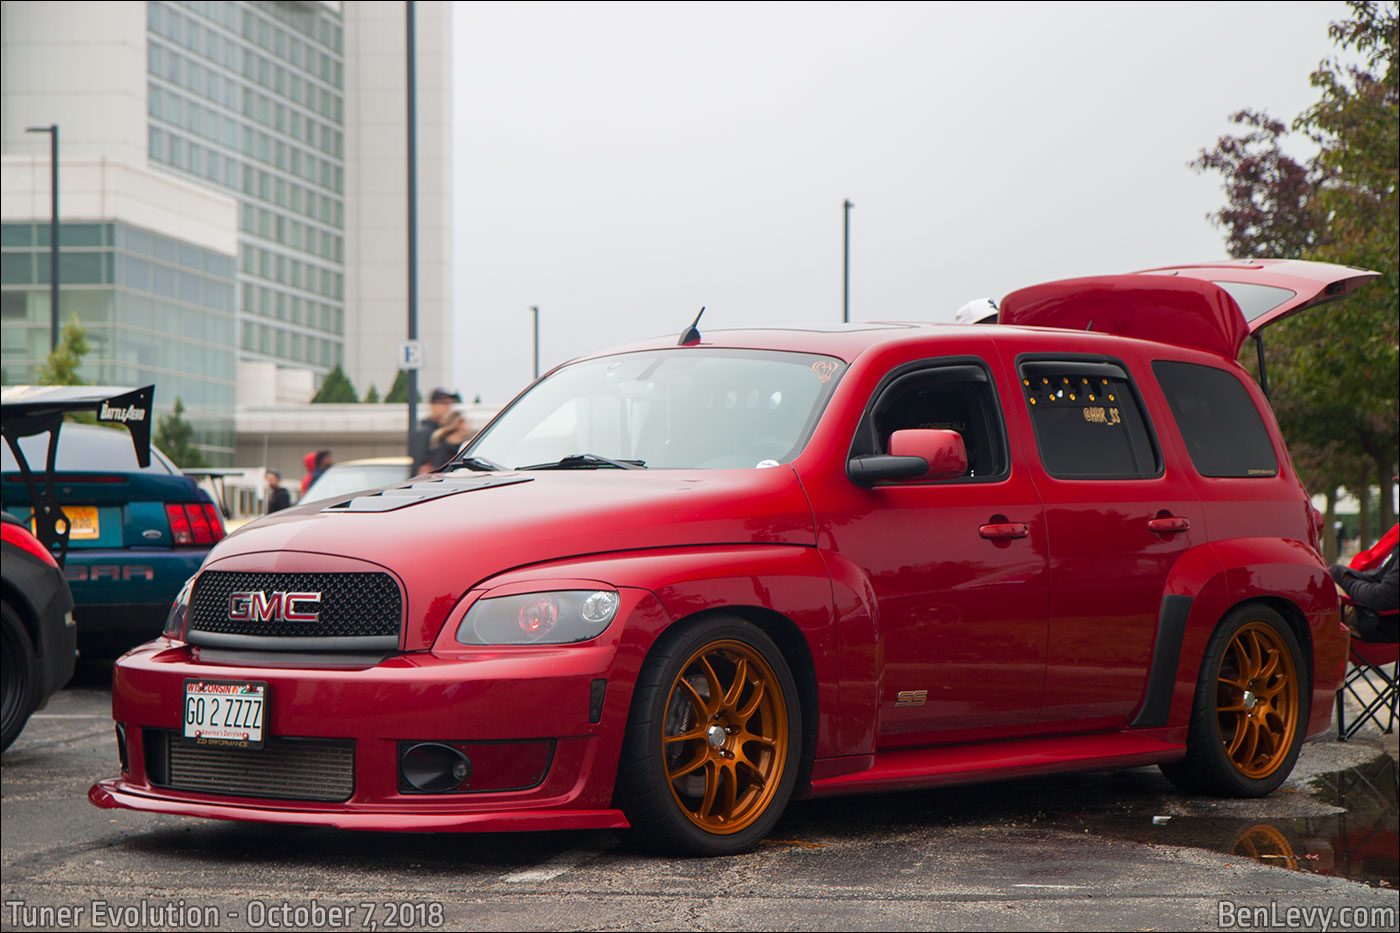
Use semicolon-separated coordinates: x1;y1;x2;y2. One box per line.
1;385;155;565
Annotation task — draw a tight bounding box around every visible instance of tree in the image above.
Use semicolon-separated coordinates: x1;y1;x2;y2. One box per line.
363;384;380;403
384;369;417;404
1194;1;1398;544
37;314;90;386
311;364;359;403
154;397;206;468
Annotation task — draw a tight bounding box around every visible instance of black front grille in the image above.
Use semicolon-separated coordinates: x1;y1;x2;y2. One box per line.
146;730;354;802
189;571;400;641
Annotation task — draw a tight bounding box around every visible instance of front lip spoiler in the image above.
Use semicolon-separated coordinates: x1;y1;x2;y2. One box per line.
88;779;629;833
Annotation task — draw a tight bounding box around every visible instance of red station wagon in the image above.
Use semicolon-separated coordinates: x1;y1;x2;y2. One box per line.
91;259;1374;856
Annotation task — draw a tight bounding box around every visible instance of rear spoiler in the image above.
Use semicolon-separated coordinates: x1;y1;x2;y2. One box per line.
1;385;155;565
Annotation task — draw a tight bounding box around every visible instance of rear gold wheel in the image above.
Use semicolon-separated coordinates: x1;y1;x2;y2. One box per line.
1160;605;1308;797
1215;621;1300;780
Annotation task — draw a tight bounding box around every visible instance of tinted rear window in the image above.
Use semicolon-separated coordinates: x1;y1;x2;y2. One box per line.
1152;360;1278;478
1;425;176;474
1020;361;1160;479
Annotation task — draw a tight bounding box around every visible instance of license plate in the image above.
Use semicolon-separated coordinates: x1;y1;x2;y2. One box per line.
183;679;267;748
32;505;99;540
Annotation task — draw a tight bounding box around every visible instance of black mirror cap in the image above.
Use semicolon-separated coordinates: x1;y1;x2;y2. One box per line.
847;454;929;486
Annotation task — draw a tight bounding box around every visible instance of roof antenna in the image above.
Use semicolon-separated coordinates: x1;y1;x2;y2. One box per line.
678;306;705;346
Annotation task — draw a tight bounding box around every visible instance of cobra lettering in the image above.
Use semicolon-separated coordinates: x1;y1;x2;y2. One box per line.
228;590;321;622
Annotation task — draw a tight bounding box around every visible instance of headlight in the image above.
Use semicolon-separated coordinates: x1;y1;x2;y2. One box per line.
162;576;196;639
457;590;620;645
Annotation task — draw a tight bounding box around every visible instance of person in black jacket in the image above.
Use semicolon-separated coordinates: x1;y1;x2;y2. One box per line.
1330;546;1399;642
265;469;291;514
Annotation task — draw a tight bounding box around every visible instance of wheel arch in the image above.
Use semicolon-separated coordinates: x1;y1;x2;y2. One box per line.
1156;537;1341;740
1;572;45;657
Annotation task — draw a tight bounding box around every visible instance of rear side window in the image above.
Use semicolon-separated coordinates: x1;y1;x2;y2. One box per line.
1152;360;1278;478
1019;360;1160;479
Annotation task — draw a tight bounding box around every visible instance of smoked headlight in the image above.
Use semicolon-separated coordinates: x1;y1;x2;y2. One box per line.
162;576;195;639
456;590;620;645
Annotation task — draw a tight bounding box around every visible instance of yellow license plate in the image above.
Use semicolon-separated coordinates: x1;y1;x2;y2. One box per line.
32;506;100;540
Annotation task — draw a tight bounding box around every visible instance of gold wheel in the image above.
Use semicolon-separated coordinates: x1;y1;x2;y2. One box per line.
1215;621;1300;779
661;639;790;835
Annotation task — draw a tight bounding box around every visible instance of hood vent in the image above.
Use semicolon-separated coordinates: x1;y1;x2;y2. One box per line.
323;474;534;513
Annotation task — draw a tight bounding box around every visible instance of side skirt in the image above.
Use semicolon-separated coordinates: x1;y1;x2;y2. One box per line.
805;730;1185;798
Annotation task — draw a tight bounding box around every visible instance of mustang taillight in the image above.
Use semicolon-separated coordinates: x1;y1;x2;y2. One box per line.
203;504;227;543
166;504;193;545
165;504;225;546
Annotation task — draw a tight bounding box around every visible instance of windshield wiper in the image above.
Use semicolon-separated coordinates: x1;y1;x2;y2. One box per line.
518;453;647;471
445;455;506;472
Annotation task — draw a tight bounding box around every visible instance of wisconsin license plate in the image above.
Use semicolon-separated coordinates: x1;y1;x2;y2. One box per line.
183;679;266;748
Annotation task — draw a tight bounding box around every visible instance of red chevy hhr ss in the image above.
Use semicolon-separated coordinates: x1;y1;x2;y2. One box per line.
92;259;1373;856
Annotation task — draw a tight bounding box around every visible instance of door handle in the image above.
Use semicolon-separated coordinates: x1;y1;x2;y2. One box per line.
979;522;1029;540
1148;516;1191;534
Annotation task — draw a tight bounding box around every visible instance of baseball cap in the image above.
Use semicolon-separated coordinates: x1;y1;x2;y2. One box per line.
430;388;462;403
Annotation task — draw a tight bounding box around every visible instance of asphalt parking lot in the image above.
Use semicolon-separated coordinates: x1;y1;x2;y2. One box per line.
2;667;1396;932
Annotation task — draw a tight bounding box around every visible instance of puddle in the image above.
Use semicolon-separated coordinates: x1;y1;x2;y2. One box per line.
1081;756;1398;888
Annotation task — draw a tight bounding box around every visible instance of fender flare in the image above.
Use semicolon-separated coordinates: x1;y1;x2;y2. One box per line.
1131;537;1341;736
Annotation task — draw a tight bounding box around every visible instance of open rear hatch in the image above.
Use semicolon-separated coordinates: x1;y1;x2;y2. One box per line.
998;259;1379;358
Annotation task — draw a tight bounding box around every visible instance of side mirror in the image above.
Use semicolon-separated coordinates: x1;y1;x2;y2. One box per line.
848;429;967;486
889;429;967;480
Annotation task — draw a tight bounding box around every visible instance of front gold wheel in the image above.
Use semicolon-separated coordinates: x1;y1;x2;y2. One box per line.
1215;621;1300;779
618;618;801;855
662;640;790;834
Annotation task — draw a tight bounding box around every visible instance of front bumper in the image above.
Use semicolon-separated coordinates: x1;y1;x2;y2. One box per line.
91;590;667;831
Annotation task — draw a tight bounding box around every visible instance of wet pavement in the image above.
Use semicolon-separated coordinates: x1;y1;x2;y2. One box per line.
3;673;1397;931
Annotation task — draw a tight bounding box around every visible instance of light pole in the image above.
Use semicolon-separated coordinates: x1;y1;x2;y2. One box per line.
531;306;539;379
25;124;59;351
404;1;419;458
842;199;853;324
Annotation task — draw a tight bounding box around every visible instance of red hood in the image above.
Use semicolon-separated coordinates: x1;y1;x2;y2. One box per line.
205;467;816;649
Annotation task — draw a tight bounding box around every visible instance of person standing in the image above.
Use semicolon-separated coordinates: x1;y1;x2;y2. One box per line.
426;411;471;472
413;388;461;474
307;450;334;489
265;469;291;514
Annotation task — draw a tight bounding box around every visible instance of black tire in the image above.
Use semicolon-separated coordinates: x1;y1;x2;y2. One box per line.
1160;604;1308;797
617;617;802;856
2;601;39;753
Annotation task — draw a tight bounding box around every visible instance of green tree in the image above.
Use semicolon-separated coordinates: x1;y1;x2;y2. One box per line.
36;314;90;386
363;383;380;403
1194;1;1398;545
383;369;417;404
154;397;206;468
311;364;359;403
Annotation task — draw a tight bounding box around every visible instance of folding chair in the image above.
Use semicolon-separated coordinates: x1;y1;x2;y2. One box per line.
1334;523;1398;742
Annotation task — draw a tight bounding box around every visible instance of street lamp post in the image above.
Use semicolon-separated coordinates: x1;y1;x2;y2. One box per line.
531;306;539;380
405;1;419;458
25;124;59;351
842;199;853;324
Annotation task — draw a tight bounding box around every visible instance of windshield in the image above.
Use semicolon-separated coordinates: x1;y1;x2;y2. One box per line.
302;462;411;502
465;348;848;470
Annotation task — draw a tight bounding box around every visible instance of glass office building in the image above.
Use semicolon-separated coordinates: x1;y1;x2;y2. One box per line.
1;220;237;459
145;0;346;376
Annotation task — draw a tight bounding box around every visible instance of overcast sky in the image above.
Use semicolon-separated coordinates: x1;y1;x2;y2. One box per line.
451;1;1345;404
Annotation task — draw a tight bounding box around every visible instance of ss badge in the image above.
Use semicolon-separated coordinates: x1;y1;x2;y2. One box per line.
895;690;927;708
